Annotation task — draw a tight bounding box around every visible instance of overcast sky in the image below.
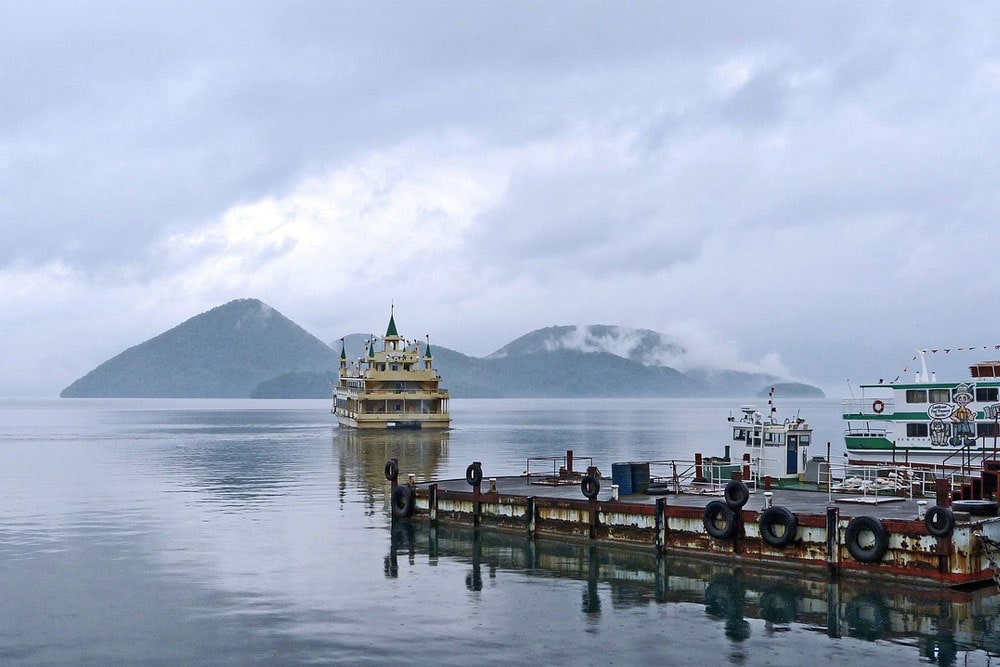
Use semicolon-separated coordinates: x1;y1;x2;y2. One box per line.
3;2;999;397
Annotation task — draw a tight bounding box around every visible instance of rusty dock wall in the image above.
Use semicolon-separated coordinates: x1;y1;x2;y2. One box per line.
401;477;1000;588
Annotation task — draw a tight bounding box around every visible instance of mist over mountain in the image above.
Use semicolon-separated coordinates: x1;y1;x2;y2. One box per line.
61;300;824;399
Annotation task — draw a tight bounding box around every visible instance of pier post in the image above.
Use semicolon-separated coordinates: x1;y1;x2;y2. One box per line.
695;453;703;482
655;497;667;551
526;496;536;537
826;506;840;577
935;478;951;507
566;450;574;474
429;483;437;523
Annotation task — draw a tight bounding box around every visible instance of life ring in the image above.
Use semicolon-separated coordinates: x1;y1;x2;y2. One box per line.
844;515;889;563
465;462;483;487
390;485;415;518
581;474;601;500
872;400;885;414
384;460;399;482
758;506;798;547
724;479;750;509
703;500;738;539
924;506;955;537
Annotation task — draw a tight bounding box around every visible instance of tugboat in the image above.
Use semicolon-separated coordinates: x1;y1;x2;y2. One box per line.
726;392;813;486
332;308;450;430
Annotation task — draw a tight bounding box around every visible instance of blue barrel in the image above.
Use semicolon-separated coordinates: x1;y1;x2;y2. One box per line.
631;462;650;494
612;463;633;495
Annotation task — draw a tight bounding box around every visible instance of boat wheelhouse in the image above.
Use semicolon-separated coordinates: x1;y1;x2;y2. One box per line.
727;401;812;483
842;354;1000;468
332;310;450;430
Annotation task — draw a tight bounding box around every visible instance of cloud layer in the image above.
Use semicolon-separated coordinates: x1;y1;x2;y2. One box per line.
3;3;999;396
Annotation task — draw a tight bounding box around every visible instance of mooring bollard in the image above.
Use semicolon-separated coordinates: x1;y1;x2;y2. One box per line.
763;491;773;509
917;500;928;520
489;478;497;493
408;473;415;487
611;484;619;501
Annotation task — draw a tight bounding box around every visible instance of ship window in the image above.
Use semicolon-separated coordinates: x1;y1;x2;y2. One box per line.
979;422;999;437
392;364;400;371
733;429;747;441
906;423;929;437
905;390;927;403
977;387;999;402
929;389;951;403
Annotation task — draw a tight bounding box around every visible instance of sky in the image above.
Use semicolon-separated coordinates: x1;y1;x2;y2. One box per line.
3;2;1000;398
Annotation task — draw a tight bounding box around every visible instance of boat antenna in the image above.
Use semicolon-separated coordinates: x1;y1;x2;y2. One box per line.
846;379;854;399
917;348;929;383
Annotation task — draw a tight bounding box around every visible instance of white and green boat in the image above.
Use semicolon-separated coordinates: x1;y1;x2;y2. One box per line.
842;352;1000;467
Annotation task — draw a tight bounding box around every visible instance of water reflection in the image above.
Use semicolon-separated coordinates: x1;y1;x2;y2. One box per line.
335;428;450;510
385;521;1000;664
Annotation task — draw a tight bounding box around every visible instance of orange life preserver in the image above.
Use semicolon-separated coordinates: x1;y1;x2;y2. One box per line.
872;399;885;414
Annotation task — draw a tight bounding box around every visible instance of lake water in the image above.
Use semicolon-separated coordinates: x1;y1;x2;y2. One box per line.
1;398;998;666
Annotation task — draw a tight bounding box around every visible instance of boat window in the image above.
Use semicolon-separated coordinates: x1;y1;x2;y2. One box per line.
905;389;927;403
733;429;747;441
979;422;999;437
800;435;810;445
976;387;999;402
929;389;951;403
906;423;929;437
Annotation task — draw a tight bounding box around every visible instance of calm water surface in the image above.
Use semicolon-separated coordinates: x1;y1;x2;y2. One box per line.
0;398;997;665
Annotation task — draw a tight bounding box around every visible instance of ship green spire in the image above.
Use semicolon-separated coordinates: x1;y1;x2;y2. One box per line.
340;340;347;360
386;307;398;337
368;339;375;358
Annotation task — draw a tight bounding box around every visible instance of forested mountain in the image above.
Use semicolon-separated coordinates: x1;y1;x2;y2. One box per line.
61;299;340;397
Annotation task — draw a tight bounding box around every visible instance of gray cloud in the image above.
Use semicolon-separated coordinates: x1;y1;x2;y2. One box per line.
3;2;1000;396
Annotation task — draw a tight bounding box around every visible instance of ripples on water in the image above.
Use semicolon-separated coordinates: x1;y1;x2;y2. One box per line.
0;398;997;666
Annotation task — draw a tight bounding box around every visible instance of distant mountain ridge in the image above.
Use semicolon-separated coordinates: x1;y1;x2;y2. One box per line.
61;299;824;399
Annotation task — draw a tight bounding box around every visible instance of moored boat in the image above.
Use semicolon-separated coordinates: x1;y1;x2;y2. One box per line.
332;308;450;430
842;351;1000;468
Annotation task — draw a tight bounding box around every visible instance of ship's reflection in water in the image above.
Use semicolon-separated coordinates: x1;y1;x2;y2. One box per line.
386;521;1000;665
335;427;449;510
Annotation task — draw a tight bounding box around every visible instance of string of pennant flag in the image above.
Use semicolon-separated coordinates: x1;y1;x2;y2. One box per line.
899;345;1000;375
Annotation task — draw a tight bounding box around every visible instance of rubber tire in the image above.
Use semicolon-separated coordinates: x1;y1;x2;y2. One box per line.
390;485;415;518
724;480;750;509
759;506;798;548
924;505;955;537
384;460;399;483
581;474;600;500
845;515;889;563
952;500;999;516
466;462;483;487
704;500;738;539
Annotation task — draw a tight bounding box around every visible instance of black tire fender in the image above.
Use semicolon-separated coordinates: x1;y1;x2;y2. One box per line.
951;499;999;516
724;480;750;509
581;474;600;500
466;462;483;487
845;515;889;563
925;505;955;537
390;484;415;518
704;500;738;539
758;506;798;547
384;460;399;483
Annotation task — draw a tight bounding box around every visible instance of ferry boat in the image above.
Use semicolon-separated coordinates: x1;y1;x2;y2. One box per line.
842;352;1000;468
332;309;450;430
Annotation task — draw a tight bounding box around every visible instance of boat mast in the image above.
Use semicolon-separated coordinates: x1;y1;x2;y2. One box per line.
917;349;929;383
